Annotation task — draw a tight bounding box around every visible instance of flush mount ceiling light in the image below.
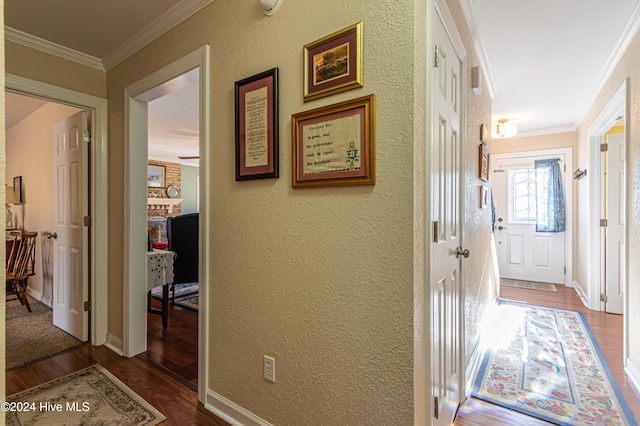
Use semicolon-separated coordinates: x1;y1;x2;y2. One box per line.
495;118;518;138
261;0;283;15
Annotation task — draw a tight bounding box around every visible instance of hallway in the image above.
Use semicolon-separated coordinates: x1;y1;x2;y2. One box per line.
454;285;640;425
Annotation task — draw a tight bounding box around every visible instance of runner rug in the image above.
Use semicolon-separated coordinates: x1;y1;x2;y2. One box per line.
472;302;637;425
6;365;165;426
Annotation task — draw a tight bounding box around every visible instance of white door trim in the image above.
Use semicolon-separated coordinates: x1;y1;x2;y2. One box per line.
587;79;629;359
123;45;210;402
491;147;573;286
5;74;109;347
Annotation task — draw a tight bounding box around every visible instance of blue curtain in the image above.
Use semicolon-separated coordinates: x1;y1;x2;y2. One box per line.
535;159;565;232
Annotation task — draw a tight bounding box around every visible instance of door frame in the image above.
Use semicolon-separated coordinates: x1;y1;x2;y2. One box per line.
491;147;573;287
587;79;629;354
123;45;210;402
6;74;109;346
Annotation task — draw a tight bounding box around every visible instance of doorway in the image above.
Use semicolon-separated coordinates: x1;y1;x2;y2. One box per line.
4;76;109;369
123;46;210;402
491;148;573;287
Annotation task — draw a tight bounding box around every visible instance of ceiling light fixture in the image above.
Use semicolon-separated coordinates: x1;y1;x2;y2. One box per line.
495;119;517;138
261;0;283;16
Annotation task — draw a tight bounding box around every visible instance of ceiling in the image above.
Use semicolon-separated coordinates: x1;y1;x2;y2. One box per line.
4;0;640;146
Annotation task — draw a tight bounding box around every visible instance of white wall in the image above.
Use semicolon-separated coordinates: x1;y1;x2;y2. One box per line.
6;101;81;305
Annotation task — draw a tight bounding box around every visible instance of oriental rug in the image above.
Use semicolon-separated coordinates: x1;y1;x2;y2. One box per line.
6;365;165;426
472;302;637;425
174;294;198;312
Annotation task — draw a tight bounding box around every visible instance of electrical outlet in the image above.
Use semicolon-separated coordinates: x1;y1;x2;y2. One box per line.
264;355;275;382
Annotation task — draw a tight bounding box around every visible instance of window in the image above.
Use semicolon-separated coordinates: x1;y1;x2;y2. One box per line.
507;167;550;223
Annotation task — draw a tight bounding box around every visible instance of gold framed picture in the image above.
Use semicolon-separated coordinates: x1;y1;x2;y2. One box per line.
292;94;375;188
479;143;490;181
303;22;364;102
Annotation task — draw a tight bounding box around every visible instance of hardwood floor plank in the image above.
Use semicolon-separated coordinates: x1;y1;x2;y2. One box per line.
455;285;640;425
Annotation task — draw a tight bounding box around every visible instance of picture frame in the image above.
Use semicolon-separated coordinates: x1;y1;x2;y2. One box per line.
304;22;364;102
292;94;375;188
479;185;489;209
12;176;22;203
480;124;489;143
148;165;165;188
479;143;490;181
235;68;279;181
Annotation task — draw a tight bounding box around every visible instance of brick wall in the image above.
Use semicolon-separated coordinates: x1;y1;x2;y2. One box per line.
148;160;181;218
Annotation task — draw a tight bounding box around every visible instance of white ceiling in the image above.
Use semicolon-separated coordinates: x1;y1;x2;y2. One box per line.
4;0;640;146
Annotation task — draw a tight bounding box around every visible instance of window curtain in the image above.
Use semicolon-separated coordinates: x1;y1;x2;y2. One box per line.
535;158;565;232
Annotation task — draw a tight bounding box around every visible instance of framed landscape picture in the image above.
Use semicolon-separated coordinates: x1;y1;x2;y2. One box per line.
148;165;165;188
303;22;363;102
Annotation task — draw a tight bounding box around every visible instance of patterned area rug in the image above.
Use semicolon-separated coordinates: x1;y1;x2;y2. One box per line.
501;278;557;292
6;296;84;369
472;302;637;425
174;294;198;312
150;282;198;300
6;365;165;426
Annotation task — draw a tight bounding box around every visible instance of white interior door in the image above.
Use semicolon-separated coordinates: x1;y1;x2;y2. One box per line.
431;7;463;425
603;131;625;314
492;154;566;285
53;111;89;341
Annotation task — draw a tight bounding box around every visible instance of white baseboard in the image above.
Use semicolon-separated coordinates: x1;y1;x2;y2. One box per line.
572;280;589;308
205;390;272;426
104;333;124;356
465;339;485;396
625;358;640;394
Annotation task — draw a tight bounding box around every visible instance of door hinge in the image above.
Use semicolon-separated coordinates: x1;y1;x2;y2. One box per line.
433;221;439;243
84;216;91;227
600;294;608;303
434;396;439;419
83;131;92;143
84;300;91;312
600;218;608;227
564;266;567;275
600;143;608;152
435;44;440;68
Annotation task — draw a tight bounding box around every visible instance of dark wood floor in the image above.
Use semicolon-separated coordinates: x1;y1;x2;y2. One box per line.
138;297;199;389
454;284;640;425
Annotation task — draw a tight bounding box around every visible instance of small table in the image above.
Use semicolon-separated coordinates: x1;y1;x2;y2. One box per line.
147;249;175;329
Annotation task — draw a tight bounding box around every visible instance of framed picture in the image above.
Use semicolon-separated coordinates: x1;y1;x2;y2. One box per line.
480;124;489;143
235;68;279;181
479;143;490;181
479;185;489;209
148;165;165;188
292;94;375;188
12;176;22;203
304;22;363;102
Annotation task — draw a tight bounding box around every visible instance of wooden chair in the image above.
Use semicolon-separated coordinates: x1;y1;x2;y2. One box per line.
6;231;38;312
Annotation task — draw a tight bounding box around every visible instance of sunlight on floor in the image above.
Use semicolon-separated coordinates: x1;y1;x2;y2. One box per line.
479;303;527;351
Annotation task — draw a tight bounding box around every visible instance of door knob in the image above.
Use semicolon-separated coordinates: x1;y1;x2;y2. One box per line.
455;247;470;259
46;232;58;239
497;226;508;230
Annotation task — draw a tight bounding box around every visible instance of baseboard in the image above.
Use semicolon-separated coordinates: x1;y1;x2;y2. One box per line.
104;333;124;356
572;280;589;308
205;389;273;426
625;358;640;394
465;338;485;396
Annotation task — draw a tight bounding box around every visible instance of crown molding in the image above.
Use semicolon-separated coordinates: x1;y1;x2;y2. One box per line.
459;0;496;99
511;125;578;139
5;26;105;71
102;0;215;70
575;2;640;131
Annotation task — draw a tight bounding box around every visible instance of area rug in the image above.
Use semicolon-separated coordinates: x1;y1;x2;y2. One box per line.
6;364;166;426
6;296;84;369
472;302;637;425
174;294;198;312
501;278;557;292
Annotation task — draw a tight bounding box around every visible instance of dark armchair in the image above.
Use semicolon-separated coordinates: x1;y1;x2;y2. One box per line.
167;213;199;299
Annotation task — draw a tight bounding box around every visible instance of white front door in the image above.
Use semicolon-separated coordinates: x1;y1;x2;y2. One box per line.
492;153;566;285
431;6;463;425
53;111;89;341
603;131;625;314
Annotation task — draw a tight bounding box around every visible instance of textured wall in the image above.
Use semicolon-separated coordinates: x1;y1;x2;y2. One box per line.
577;30;640;370
5;103;81;305
1;11;7;404
107;0;416;424
445;0;498;368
